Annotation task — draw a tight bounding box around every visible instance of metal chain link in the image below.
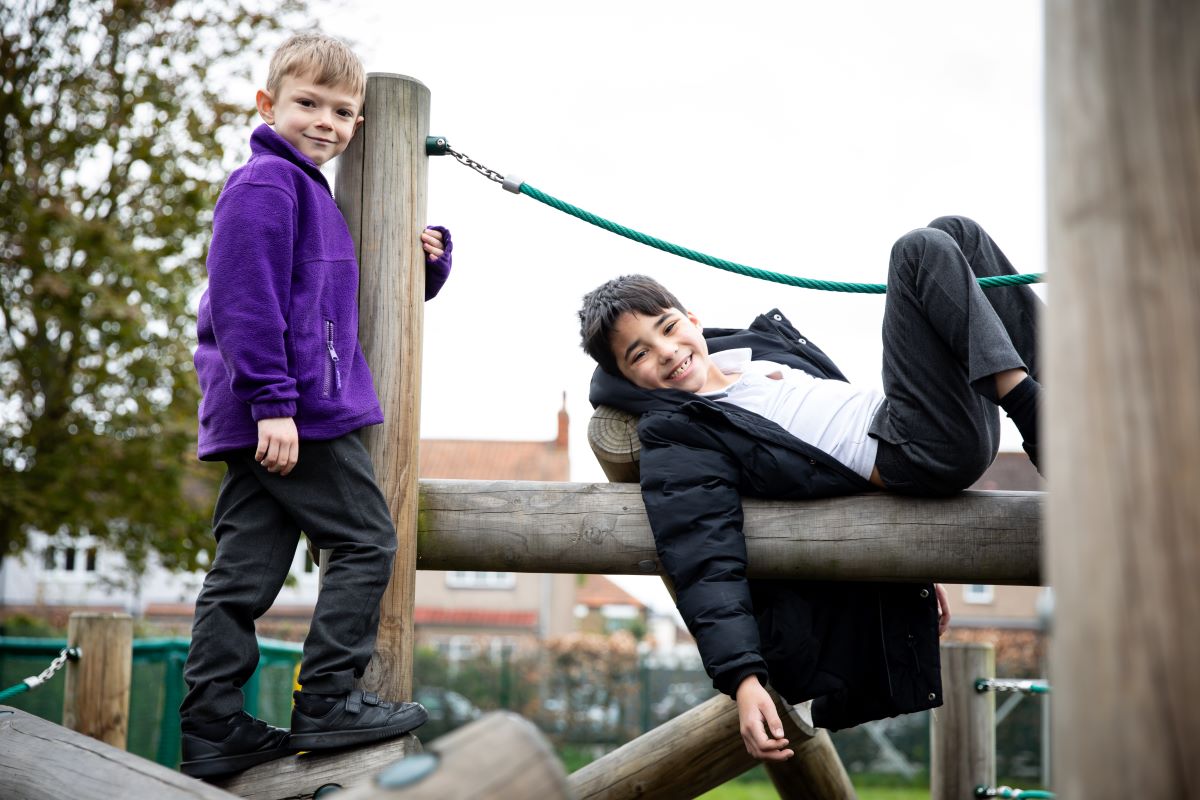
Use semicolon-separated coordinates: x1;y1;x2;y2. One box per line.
975;677;1050;695
25;646;81;689
445;146;506;185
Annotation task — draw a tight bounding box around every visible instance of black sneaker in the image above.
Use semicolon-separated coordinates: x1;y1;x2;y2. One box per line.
180;712;296;780
289;689;428;750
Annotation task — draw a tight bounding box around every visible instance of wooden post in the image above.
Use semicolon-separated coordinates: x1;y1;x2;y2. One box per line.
765;702;857;800
63;611;132;749
334;72;430;701
1;707;238;800
931;642;994;800
1047;2;1200;797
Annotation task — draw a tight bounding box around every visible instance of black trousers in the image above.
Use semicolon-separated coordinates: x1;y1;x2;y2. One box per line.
870;216;1042;495
180;433;396;723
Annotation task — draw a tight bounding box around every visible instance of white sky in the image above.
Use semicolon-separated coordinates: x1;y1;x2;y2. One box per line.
306;0;1046;610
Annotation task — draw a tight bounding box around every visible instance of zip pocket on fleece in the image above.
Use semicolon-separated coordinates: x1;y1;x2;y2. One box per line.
322;320;341;398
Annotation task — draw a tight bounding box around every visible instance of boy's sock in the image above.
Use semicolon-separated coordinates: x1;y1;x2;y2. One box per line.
999;375;1041;472
293;690;344;717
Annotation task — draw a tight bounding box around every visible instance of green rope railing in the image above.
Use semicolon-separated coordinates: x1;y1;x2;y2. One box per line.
0;646;80;702
429;137;1045;294
976;786;1055;799
975;677;1051;696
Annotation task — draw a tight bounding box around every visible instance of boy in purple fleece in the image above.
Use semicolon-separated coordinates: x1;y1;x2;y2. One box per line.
179;33;451;780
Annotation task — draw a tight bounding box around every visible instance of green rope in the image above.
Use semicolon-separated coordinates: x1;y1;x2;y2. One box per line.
977;787;1055;799
0;682;31;702
518;183;1044;294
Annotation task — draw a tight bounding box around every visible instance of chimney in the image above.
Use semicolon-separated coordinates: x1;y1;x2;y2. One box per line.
556;391;569;449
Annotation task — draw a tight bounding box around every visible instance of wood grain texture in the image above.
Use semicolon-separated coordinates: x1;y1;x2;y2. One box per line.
1046;2;1200;797
331;713;570;799
63;612;132;749
335;73;430;701
214;734;421;799
416;480;1043;584
931;643;994;800
0;706;236;800
764;703;856;800
587;406;641;484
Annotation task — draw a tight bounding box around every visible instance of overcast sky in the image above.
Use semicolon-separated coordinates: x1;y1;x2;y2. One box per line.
304;0;1046;609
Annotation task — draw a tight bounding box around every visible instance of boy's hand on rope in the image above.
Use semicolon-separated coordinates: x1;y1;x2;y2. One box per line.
735;675;794;762
935;583;951;635
421;227;445;261
256;417;299;476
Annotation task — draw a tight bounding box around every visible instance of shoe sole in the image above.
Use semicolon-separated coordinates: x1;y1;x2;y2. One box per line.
181;744;299;780
289;706;428;751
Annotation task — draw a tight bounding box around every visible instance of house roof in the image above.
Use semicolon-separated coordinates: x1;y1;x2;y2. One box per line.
413;607;539;629
420;439;568;481
575;574;646;610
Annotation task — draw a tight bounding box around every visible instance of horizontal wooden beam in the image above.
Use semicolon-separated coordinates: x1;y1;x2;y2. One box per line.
416;480;1043;585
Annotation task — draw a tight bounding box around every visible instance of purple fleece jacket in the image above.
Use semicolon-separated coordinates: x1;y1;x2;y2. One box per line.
193;124;453;459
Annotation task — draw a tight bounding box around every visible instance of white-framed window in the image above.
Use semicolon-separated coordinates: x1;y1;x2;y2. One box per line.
963;584;994;604
445;571;516;590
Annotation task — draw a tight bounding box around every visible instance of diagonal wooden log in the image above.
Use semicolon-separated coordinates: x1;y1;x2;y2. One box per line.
331;713;570;799
567;690;852;799
0;706;237;800
416;479;1042;585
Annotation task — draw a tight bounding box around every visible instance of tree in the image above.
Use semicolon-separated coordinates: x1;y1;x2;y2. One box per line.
0;0;305;571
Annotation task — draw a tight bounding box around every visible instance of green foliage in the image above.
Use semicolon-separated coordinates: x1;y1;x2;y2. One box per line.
0;0;306;572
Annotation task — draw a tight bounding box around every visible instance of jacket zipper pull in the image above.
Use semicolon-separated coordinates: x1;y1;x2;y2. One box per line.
327;322;341;391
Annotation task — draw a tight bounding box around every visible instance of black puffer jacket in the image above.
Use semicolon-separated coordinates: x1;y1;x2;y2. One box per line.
589;309;942;730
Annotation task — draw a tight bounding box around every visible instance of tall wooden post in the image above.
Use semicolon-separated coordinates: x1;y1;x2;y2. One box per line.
63;611;133;748
931;642;994;800
1046;2;1200;797
335;73;430;700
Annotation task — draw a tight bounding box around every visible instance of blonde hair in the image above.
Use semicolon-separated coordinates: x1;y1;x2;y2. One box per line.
266;33;366;104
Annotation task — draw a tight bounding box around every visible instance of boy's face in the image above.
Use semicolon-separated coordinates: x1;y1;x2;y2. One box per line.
256;74;363;167
609;308;724;393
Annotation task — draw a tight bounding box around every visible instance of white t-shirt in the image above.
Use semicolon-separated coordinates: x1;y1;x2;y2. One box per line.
701;348;884;481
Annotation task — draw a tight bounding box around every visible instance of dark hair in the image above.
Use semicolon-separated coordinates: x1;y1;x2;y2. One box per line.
578;274;687;375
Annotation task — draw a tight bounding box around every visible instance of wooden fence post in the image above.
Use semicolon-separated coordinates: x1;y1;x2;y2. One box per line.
334;72;430;701
1046;1;1200;796
931;642;994;800
62;611;133;749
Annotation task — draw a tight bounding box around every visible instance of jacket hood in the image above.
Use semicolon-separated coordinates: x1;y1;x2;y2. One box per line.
588;307;840;414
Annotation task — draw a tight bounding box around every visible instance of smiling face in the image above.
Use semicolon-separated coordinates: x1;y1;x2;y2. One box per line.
256;74;363;167
609;308;732;393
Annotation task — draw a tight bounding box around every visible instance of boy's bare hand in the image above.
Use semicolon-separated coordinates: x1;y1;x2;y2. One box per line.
421;227;445;260
256;417;299;476
935;583;951;635
735;675;794;762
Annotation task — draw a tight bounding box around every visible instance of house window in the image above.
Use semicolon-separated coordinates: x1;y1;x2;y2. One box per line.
43;546;58;571
963;584;994;604
63;548;77;572
446;635;479;662
85;548;98;572
445;571;516;590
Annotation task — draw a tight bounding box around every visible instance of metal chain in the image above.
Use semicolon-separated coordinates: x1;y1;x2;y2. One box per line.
445;145;507;185
975;678;1050;695
976;785;1055;799
25;646;81;689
